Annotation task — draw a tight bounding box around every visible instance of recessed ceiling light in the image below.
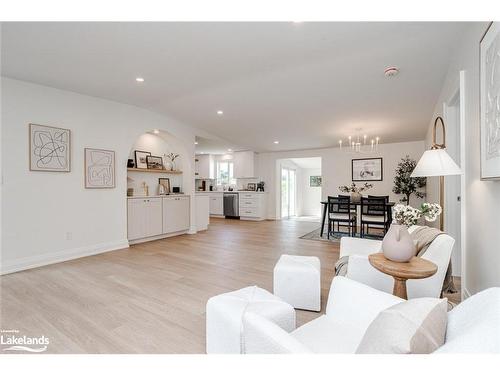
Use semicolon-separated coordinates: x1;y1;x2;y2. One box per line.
273;141;280;144
384;67;399;77
153;129;159;134
217;110;224;115
194;141;198;145
227;148;232;152
136;77;145;82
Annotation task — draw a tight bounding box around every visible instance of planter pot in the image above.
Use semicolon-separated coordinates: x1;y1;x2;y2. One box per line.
381;224;416;262
350;192;362;203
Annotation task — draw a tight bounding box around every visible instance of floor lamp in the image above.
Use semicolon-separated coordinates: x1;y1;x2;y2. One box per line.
411;116;462;231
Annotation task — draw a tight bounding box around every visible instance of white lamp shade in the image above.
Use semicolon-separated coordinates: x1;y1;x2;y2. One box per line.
411;148;462;177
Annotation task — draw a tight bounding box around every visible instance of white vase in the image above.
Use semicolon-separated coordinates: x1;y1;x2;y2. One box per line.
381;224;416;262
351;192;362;203
164;160;173;171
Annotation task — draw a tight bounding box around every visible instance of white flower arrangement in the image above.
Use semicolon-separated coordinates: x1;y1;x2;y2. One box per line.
393;203;442;226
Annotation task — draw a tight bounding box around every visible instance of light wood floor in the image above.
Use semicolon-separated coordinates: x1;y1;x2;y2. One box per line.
0;218;460;354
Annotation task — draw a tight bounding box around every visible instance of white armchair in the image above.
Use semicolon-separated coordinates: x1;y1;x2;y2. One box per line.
242;276;500;354
339;226;455;298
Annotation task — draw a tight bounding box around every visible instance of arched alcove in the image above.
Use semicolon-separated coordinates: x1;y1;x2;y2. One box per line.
126;129;196;238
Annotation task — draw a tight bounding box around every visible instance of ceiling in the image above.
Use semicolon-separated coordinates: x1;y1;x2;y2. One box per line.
1;22;471;152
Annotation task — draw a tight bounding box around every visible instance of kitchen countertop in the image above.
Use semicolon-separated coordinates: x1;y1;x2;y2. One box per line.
128;194;189;199
195;190;267;194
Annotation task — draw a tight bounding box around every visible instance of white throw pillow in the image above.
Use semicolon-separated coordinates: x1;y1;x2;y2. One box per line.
356;298;448;354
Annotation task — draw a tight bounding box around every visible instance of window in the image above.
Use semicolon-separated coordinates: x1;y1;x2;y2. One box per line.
216;161;236;186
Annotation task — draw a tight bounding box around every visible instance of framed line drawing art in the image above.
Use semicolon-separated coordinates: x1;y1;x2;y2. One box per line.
480;22;500;179
352;157;383;182
84;148;115;188
29;123;71;172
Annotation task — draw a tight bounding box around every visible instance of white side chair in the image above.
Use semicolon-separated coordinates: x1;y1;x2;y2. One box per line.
339;225;455;298
242;276;500;354
206;285;295;354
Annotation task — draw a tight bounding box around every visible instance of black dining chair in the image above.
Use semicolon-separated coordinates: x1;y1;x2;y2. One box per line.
328;196;356;239
360;196;390;238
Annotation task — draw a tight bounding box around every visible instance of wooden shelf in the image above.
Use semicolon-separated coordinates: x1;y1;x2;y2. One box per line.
127;168;183;174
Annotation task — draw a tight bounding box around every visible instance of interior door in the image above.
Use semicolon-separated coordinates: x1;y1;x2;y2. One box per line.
281;167;297;218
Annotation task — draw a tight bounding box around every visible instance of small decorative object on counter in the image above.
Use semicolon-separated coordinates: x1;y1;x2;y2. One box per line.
172;186;180;193
127;159;135;168
382;203;442;262
338;182;373;202
164;152;179;171
142;181;149;196
256;181;265;192
247;183;256;191
127;188;134;197
158;178;170;194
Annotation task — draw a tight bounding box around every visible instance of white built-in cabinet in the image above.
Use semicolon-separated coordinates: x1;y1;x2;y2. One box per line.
163;196;190;233
233;151;256;178
209;193;224;216
127;195;190;243
127;197;163;241
195;154;215;179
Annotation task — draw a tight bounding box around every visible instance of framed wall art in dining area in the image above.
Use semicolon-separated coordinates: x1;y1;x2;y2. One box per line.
352;157;383;182
134;150;151;169
480;22;500;180
84;148;115;189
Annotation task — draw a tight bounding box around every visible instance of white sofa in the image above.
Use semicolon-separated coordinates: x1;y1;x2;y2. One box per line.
242;276;500;354
339;225;455;298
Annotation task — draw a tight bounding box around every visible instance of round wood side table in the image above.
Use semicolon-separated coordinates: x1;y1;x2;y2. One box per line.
368;253;437;299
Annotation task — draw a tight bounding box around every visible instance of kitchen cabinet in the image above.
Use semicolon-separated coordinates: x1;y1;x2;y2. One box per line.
239;192;266;221
163;196;190;234
127;197;163;241
233;151;256;178
195;154;215;179
195;195;210;231
208;193;224;216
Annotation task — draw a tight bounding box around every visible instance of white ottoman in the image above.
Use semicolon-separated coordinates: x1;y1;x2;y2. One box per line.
273;255;321;311
206;286;296;354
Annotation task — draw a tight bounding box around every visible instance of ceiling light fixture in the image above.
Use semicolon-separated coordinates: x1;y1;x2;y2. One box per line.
273;141;280;144
339;128;380;154
153;129;159;134
136;77;145;82
217;110;224;115
227;148;232;152
194;141;198;145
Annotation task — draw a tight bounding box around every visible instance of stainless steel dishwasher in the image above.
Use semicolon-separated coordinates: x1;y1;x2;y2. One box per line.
223;192;239;218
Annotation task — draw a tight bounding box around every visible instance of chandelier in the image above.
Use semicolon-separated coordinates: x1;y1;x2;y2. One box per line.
339;128;380;154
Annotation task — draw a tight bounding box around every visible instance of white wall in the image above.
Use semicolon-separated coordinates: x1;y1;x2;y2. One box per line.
425;22;500;296
256;141;426;219
1;78;197;274
299;168;322;217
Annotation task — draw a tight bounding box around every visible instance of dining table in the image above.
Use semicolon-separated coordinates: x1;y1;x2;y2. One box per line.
319;199;395;237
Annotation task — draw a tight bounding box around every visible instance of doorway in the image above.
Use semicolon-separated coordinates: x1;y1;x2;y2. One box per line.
281;167;297;218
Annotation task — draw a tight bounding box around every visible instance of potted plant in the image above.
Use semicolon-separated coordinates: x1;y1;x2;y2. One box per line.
382;203;442;262
392;155;426;205
338;182;373;202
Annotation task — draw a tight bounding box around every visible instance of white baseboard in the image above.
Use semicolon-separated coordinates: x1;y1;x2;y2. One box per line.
0;239;130;275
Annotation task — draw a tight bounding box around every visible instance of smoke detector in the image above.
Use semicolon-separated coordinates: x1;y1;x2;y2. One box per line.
384;66;400;77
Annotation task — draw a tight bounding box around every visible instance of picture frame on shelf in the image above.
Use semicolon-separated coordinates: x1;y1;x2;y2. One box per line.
352;157;383;182
84;148;115;189
480;22;500;180
134;150;151;169
159;178;170;194
146;155;164;170
29;123;71;172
